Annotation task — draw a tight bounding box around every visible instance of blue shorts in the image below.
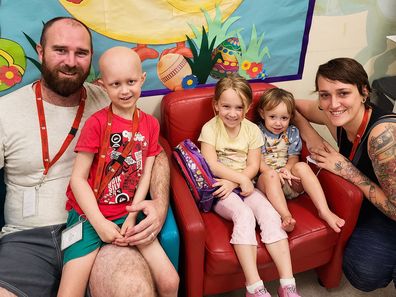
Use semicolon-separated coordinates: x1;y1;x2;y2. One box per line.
63;210;126;264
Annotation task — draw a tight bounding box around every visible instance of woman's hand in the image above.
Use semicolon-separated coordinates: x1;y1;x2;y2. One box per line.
309;141;348;176
212;179;238;199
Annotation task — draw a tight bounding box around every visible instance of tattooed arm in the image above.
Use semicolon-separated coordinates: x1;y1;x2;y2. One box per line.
309;123;396;221
366;122;396;220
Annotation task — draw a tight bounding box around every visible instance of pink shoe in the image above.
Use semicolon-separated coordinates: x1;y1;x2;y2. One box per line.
246;286;271;297
277;285;301;297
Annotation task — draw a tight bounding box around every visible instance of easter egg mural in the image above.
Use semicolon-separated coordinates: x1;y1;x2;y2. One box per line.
0;39;26;92
157;53;192;91
210;37;241;79
0;1;316;96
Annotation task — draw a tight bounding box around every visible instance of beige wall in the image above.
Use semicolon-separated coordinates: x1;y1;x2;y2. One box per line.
138;6;396;145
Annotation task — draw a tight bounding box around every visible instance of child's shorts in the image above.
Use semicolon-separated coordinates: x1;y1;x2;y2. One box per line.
63;209;127;264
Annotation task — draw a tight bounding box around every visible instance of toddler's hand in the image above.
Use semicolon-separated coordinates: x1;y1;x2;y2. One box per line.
278;168;300;186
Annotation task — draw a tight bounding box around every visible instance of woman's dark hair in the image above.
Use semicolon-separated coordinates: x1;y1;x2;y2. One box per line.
315;58;371;106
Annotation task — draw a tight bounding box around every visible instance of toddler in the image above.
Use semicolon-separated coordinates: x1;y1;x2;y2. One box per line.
256;88;345;233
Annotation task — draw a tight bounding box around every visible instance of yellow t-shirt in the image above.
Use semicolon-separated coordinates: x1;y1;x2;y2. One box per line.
198;116;264;172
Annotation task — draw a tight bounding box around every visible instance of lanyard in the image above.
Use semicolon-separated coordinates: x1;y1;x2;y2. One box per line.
93;105;139;199
35;80;86;178
347;107;370;161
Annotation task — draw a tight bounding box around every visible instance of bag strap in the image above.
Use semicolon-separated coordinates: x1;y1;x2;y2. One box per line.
352;114;396;165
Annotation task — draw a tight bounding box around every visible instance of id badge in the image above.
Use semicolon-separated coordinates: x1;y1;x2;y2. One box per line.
61;221;83;250
23;188;38;218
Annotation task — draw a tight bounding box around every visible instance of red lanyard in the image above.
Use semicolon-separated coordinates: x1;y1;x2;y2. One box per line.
35;80;86;177
348;107;370;161
93;105;139;199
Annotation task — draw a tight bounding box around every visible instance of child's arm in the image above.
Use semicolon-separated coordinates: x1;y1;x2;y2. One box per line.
70;152;123;243
201;142;253;196
120;155;155;236
242;147;261;179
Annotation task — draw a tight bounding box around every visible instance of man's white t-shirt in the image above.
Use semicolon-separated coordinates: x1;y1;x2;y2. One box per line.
0;82;109;235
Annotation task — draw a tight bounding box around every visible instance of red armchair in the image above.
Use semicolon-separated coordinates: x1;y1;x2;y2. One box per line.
161;83;363;297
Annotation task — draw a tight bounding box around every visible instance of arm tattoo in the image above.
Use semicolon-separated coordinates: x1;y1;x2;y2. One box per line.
368;124;396;218
333;152;396;219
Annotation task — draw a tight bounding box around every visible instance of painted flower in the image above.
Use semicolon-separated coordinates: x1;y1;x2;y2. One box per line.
246;62;263;79
241;60;251;71
0;65;22;87
257;70;268;80
182;74;198;89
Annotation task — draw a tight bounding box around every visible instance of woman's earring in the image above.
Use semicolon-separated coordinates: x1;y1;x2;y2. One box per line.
362;97;367;104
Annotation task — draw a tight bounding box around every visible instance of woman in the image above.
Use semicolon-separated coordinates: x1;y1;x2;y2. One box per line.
294;57;396;292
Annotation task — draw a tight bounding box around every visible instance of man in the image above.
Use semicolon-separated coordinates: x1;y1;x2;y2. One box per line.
0;17;170;297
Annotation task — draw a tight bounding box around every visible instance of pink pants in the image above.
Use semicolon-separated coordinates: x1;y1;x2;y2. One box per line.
213;189;287;245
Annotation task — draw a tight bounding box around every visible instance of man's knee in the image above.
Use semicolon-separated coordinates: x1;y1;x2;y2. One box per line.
89;245;155;297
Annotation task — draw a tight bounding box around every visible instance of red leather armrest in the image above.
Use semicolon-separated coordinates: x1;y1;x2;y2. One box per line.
317;170;363;230
163;136;206;296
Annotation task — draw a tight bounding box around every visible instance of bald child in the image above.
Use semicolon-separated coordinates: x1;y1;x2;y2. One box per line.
57;47;179;297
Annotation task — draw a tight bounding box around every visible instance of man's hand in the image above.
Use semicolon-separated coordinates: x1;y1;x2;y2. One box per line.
121;199;164;246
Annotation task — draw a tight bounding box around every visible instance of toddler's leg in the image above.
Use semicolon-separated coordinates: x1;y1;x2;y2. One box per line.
291;162;345;232
58;249;99;297
257;169;296;232
214;193;262;286
138;239;179;297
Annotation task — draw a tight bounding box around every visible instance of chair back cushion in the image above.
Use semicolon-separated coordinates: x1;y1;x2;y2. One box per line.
161;83;275;148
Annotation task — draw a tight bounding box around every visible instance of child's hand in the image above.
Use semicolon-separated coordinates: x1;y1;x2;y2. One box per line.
95;218;123;244
239;177;254;197
113;214;137;247
212;179;238;199
120;214;136;236
278;168;300;186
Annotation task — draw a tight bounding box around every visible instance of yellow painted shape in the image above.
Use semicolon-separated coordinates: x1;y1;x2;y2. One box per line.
59;0;243;44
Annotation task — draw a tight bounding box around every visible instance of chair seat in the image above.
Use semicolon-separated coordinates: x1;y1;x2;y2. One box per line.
203;195;338;276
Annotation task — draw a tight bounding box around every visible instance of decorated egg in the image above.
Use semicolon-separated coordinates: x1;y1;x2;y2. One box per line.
210;37;241;79
157;53;192;91
0;38;26;92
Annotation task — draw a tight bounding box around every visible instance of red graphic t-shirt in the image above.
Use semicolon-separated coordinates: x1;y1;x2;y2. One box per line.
66;107;162;220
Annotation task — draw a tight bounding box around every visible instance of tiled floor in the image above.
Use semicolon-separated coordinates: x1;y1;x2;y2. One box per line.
207;270;395;297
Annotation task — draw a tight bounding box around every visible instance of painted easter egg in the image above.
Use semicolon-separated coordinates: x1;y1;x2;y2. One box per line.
157;53;192;91
0;39;26;92
210;37;241;79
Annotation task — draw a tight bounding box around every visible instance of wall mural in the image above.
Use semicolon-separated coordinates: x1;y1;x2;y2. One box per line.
0;0;315;96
